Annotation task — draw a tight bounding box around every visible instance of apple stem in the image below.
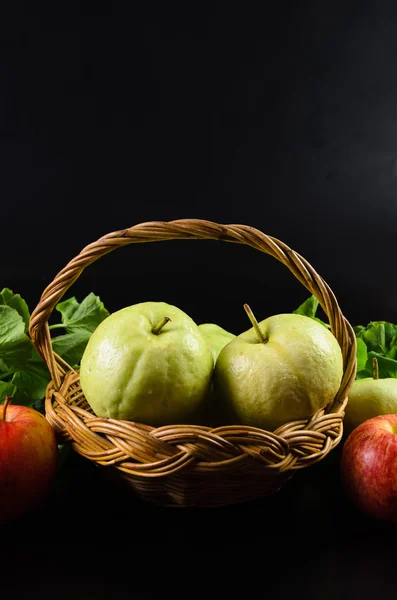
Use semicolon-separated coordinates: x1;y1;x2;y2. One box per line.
372;357;379;380
243;304;267;343
1;396;12;421
152;316;171;335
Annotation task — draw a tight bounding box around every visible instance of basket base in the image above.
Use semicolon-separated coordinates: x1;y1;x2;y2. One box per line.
96;461;293;508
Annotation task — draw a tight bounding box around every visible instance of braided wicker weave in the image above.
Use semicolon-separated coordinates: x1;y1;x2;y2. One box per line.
29;219;357;507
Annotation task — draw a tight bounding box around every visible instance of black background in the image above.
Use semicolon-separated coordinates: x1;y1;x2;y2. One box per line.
3;0;397;328
2;1;397;598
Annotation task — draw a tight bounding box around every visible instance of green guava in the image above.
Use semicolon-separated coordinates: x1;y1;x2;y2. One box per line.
214;311;344;431
344;377;397;435
80;301;214;425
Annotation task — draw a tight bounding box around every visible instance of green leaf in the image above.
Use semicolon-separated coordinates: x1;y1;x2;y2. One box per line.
52;330;91;368
0;291;109;408
293;295;319;319
11;387;34;406
359;322;395;354
55;293;109;335
0;305;26;344
354;321;397;379
293;295;330;328
387;346;397;360
365;351;397;379
11;350;51;402
32;397;45;414
355;369;372;380
383;322;397;343
362;328;382;352
356;338;368;372
55;296;79;321
0;288;30;331
0;380;17;401
353;325;366;336
0;305;32;370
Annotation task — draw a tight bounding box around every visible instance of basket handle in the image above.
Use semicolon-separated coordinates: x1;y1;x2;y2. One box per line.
29;218;357;407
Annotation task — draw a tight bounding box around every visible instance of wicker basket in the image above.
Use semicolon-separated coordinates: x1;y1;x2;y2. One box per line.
29;219;357;507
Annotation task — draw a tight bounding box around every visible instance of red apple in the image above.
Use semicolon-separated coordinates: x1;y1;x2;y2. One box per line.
340;413;397;522
0;396;58;523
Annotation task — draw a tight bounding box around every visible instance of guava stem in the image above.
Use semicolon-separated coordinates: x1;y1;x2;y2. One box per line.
152;316;171;335
1;396;12;421
243;304;267;343
372;357;379;380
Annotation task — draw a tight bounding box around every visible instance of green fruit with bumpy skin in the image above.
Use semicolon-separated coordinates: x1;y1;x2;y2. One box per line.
80;301;214;425
198;323;235;365
344;378;397;436
214;306;344;431
195;323;235;426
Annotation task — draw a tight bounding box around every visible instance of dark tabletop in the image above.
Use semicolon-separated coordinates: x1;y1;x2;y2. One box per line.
2;1;397;597
2;443;396;599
